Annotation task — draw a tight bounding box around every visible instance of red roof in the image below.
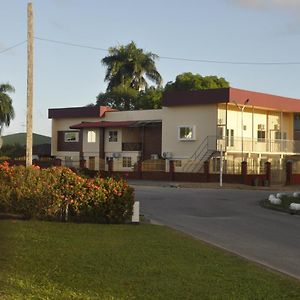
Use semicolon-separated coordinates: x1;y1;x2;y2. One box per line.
229;88;300;112
162;88;300;112
70;121;136;129
99;106;118;117
48;106;118;119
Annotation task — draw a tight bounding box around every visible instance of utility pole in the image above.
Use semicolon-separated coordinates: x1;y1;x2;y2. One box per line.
26;2;33;166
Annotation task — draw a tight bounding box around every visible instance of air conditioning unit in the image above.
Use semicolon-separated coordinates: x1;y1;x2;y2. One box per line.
112;152;120;158
162;152;172;159
150;154;159;160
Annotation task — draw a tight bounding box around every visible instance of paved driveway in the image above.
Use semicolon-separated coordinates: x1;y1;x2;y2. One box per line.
134;185;300;279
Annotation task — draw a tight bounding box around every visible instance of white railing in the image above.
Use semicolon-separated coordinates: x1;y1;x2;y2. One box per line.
223;137;300;154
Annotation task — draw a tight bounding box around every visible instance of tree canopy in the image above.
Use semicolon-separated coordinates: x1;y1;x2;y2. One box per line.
165;72;229;92
98;42;230;110
102;41;162;92
96;86;163;111
0;83;15;134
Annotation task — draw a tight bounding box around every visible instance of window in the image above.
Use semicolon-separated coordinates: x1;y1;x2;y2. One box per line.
122;157;132;168
87;130;96;143
174;160;182;167
64;132;79;142
275;131;287;140
257;124;266;142
178;126;195;140
109;131;118;142
226;129;234;147
217;126;224;139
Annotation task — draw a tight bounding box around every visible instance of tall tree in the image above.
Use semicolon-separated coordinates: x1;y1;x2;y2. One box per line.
102;41;162;92
97;86;138;110
165;72;229;92
0;83;15;134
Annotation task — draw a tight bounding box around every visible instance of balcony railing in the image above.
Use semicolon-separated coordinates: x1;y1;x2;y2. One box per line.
122;142;142;151
217;137;300;154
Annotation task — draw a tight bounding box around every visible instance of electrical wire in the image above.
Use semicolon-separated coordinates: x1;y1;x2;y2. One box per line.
34;36;300;66
34;36;108;52
0;40;27;54
3;36;300;66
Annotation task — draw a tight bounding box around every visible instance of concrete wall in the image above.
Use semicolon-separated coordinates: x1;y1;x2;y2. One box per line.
162;104;217;159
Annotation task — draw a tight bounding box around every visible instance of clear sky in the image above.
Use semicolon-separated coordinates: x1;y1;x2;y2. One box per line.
1;0;300;137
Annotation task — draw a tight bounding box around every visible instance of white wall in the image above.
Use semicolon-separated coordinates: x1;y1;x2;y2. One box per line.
162;104;217;158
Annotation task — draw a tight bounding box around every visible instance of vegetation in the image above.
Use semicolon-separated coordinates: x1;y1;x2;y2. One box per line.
0;143;25;159
97;42;230;110
0;163;134;223
1;220;300;299
2;132;51;146
262;195;300;215
97;86;163;110
102;41;162;92
0;83;15;134
165;72;229;92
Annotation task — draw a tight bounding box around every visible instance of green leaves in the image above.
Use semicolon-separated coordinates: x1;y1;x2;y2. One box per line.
0;83;15;133
102;41;162;92
165;72;230;92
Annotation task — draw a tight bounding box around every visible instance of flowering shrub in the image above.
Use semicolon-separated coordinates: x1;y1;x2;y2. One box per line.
0;162;134;223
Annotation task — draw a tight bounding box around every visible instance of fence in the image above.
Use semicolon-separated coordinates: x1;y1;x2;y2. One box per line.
6;158;300;186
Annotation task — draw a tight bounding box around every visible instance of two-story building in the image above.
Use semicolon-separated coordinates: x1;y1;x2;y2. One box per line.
48;87;300;174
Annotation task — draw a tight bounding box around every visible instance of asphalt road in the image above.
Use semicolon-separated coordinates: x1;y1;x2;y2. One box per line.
133;185;300;279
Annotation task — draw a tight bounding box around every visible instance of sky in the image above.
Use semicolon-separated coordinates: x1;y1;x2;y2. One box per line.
1;0;300;137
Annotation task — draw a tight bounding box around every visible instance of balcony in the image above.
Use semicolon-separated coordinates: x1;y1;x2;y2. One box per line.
217;137;300;154
122;142;142;151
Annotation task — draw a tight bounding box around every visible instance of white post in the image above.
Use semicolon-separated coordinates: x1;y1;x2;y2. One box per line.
220;144;223;187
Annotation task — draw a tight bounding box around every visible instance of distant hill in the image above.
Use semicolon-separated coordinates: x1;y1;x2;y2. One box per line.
2;133;51;146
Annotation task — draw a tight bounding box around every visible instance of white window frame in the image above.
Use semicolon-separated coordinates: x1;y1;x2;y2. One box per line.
108;130;118;142
122;156;132;168
87;130;96;143
64;131;79;143
178;126;196;141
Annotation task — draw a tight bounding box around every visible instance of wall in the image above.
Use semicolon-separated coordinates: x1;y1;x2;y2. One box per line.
162;104;217;159
104;109;162;121
51;117;99;156
218;104;295;154
82;128;100;154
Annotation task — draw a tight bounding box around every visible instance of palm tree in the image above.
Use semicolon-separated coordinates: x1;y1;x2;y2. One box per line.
0;83;15;134
102;41;162;92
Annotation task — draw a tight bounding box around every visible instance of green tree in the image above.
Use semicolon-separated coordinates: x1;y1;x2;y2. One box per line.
0;143;25;158
97;86;138;110
135;86;163;110
96;86;163;111
0;83;15;134
165;72;229;92
102;41;162;92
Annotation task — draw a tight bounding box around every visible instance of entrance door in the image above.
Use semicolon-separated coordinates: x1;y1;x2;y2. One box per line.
89;156;95;170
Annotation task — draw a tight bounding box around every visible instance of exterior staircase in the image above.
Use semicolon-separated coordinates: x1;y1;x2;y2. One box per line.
182;136;220;173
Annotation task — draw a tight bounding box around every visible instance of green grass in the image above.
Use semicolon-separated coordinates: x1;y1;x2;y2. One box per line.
0;221;300;299
262;196;300;215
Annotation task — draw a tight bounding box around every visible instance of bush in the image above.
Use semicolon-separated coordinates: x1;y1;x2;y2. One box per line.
0;162;135;223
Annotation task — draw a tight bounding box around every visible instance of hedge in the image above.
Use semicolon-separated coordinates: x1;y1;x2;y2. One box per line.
0;162;134;223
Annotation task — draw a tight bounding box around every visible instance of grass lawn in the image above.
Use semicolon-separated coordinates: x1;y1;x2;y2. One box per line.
0;220;300;299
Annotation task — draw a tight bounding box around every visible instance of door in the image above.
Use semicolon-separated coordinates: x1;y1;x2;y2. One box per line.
89;156;95;170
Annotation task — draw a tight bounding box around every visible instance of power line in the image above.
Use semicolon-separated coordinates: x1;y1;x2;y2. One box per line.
158;55;300;66
34;36;300;66
34;36;108;52
0;40;27;54
3;36;300;66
